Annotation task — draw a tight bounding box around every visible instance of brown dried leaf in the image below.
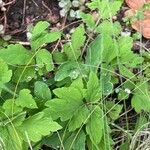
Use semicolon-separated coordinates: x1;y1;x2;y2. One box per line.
132;19;150;39
144;10;150;19
125;0;147;9
124;9;136;18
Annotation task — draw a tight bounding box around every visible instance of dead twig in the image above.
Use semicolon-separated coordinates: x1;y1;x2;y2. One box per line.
42;1;52;15
22;0;27;25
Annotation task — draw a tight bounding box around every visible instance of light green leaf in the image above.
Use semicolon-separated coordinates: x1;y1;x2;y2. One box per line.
118;36;143;67
106;101;123;120
132;82;150;113
32;21;50;39
13;67;35;83
68;105;89;131
45;98;79;121
36;49;54;72
53;86;83;101
32;32;61;50
16;89;37;109
80;12;96;29
31;21;61;50
0;58;12;84
86;72;101;102
0;44;32;65
87;0;122;19
0;126;23;150
3;99;22;116
70;77;86;97
64;24;86;60
55;61;80;81
119;65;135;79
86;106;104;144
135;116;148;132
0;110;26;147
100;35;116;64
101;73;113;95
52;51;67;63
72;24;85;53
45;87;83;121
86;34;102;72
34;81;51;101
19;112;62;142
96;21;121;36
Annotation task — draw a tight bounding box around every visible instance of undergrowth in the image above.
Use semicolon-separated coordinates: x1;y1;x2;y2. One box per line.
0;0;150;150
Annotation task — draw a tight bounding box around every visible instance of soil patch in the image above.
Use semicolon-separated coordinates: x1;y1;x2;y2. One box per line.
2;0;60;41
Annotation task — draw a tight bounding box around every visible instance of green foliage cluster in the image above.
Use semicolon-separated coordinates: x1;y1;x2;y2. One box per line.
0;0;150;149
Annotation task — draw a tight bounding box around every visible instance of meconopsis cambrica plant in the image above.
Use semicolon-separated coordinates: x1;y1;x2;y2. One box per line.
58;0;86;19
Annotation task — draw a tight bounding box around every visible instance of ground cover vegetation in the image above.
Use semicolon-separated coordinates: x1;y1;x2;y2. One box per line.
0;0;150;149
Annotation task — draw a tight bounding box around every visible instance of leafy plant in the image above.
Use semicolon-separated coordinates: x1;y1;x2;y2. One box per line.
0;21;62;149
0;0;150;149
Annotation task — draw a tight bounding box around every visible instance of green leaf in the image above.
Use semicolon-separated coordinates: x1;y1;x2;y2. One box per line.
36;49;54;72
85;34;116;69
53;86;83;101
119;140;130;150
132;82;150;113
68;105;89;131
19;112;62;142
13;66;35;83
55;62;80;81
45;98;75;121
98;131;114;150
96;21;121;36
135;116;148;132
52;51;67;63
64;130;86;150
3;99;22;116
1;102;26;150
119;65;135;79
87;0;123;19
101;72;113;95
86;34;115;66
80;12;96;29
86;106;104;144
86;72;101;102
0;58;12;84
71;77;84;89
34;81;51;101
0;44;32;65
31;32;61;50
31;21;61;50
72;24;85;56
32;21;50;39
64;24;86;60
106;101;123;120
16;89;37;109
45;86;84;121
100;35;116;64
73;130;86;150
0;126;23;150
86;34;102;72
118;36;143;67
